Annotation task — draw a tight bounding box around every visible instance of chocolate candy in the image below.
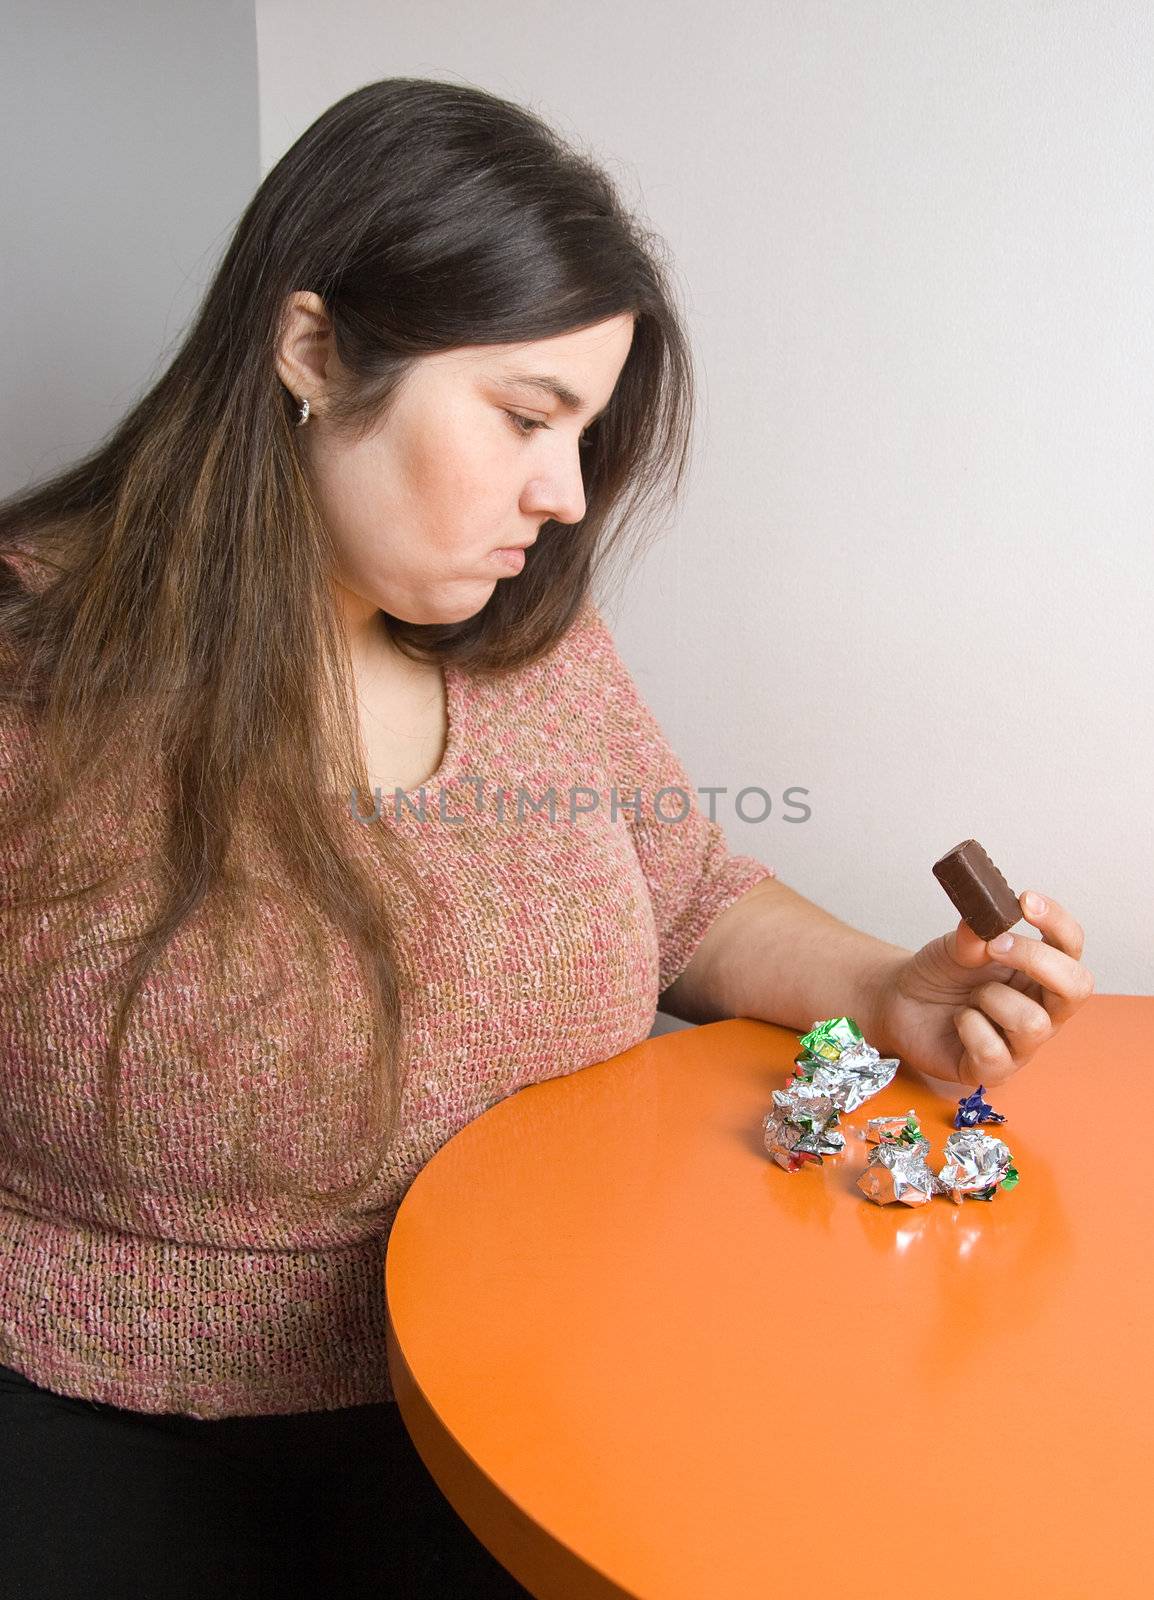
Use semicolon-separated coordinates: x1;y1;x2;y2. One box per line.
932;839;1022;941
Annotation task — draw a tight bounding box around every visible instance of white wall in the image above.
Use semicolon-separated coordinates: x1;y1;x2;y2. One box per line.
10;5;1143;998
1;1;259;494
257;0;1152;996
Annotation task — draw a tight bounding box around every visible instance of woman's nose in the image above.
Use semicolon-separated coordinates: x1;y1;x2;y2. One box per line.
528;461;586;527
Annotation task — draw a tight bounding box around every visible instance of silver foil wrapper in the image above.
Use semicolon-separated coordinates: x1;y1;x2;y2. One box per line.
857;1133;941;1206
762;1083;844;1171
866;1110;919;1145
801;1038;900;1113
937;1128;1015;1203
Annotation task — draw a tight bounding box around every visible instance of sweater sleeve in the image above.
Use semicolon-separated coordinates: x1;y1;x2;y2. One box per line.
579;603;777;998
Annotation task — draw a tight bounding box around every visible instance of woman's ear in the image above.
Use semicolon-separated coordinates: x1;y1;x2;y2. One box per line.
274;289;336;409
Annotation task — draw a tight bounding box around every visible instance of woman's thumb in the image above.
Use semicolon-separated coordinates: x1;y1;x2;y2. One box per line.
945;916;994;969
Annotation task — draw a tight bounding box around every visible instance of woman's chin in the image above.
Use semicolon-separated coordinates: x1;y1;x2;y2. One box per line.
387;580;498;627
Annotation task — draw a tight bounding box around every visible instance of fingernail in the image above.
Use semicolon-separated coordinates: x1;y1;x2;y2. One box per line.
988;932;1013;953
1025;892;1046;915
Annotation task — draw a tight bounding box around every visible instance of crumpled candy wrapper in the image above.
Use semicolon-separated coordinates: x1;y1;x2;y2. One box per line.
763;1083;844;1172
792;1030;900;1113
937;1129;1019;1203
768;1017;901;1173
866;1109;919;1145
795;1016;863;1062
857;1115;941;1206
953;1083;1007;1129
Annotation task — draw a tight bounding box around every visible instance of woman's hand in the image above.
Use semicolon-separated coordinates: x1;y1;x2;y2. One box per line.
869;892;1094;1086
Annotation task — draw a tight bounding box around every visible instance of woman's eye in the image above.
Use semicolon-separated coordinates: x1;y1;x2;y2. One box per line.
504;411;547;437
504;410;594;448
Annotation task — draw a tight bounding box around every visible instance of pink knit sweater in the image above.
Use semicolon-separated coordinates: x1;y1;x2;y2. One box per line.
0;558;774;1418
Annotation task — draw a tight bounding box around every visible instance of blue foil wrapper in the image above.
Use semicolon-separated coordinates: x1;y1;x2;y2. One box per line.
953;1083;1007;1129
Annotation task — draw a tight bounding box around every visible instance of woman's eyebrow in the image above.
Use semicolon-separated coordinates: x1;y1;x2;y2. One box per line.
493;370;609;422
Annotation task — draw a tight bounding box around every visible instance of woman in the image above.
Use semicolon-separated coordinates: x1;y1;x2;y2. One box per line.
0;77;1093;1597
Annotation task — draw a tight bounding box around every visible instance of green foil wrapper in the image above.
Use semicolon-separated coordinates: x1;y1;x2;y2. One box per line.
796;1016;864;1063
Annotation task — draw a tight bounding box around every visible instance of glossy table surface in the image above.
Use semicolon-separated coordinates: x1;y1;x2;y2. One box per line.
385;996;1153;1599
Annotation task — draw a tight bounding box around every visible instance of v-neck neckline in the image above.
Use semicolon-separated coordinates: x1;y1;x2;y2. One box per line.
334;658;467;811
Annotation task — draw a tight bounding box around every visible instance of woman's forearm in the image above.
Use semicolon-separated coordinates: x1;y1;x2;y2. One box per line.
659;874;914;1046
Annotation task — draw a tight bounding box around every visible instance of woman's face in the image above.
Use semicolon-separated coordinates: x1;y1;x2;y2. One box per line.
280;303;635;638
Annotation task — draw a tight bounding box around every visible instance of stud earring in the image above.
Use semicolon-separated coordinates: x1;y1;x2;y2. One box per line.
296;396;311;426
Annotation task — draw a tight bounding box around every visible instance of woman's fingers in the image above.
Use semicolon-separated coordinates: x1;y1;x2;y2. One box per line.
984;904;1095;1027
969;978;1053;1068
951;1003;1019;1087
1017;890;1085;963
947;893;1093;1085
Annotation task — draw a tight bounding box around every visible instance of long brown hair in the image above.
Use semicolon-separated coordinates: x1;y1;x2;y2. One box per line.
0;77;695;1210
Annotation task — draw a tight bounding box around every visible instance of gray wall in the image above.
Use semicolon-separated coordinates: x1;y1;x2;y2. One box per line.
258;0;1153;996
1;0;258;492
4;3;1148;995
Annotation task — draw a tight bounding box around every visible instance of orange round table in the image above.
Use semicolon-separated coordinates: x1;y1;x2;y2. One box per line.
385;995;1153;1599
